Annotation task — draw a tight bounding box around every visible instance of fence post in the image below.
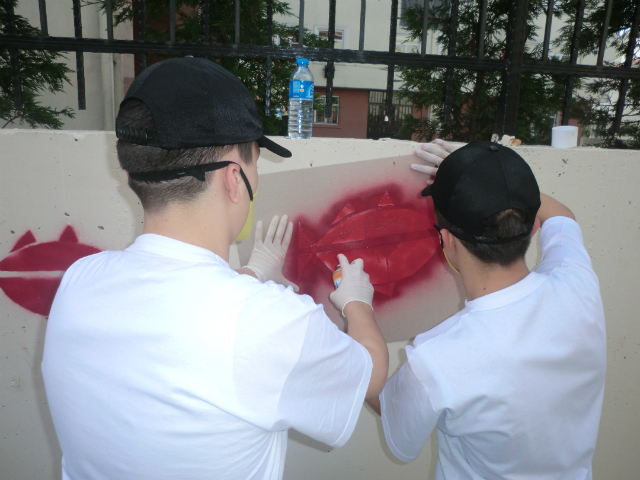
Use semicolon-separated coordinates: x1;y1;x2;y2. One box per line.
495;0;528;137
541;0;553;62
169;0;175;42
72;0;86;109
4;0;22;109
202;0;210;44
420;0;429;56
359;0;366;51
138;0;147;71
561;0;585;126
442;0;458;125
265;0;273;118
235;0;241;45
38;0;49;37
477;0;488;59
325;0;336;119
385;0;398;123
612;1;640;137
298;0;305;47
596;0;613;67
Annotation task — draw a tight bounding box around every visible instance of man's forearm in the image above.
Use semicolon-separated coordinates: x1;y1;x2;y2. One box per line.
537;193;575;225
343;301;389;401
366;395;381;416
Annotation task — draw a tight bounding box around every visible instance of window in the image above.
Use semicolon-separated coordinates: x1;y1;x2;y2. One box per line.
396;43;420;54
396;34;420;54
284;35;298;47
315;28;345;49
314;96;340;124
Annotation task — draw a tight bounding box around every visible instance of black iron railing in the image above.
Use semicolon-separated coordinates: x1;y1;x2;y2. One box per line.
2;0;640;137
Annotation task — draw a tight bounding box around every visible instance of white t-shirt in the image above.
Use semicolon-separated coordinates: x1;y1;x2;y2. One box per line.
380;216;606;480
42;234;372;480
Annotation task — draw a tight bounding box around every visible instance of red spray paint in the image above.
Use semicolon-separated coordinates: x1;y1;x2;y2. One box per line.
283;185;443;306
0;226;101;316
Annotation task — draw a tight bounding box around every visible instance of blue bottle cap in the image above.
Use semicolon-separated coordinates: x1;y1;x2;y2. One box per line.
296;58;309;66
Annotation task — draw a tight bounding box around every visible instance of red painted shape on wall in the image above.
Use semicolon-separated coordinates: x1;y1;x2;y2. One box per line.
0;226;101;316
0;225;99;272
11;231;37;252
0;277;63;317
283;185;442;306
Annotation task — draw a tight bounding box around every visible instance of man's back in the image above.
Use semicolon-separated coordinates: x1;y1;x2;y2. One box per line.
381;216;606;479
42;234;372;480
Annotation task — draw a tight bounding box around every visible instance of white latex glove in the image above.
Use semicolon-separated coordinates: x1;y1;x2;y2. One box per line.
246;215;299;292
410;138;459;176
329;254;374;318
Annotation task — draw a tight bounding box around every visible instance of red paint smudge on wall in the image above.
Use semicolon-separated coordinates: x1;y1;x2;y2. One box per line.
283;185;443;306
0;226;101;316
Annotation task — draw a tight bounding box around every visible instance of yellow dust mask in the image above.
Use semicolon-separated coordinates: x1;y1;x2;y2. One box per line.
235;192;256;242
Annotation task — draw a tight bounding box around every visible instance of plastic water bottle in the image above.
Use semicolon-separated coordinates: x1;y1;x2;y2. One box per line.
288;58;314;139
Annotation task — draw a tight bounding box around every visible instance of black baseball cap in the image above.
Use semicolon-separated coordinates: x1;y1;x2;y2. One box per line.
421;141;540;244
115;57;291;158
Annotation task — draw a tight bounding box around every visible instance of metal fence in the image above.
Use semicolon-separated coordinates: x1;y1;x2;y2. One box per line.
2;0;640;137
367;90;414;139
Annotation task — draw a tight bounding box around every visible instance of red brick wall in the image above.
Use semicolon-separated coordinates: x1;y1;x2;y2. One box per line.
313;88;370;139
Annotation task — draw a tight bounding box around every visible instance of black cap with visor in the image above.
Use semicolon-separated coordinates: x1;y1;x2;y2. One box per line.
116;57;291;188
421;141;541;245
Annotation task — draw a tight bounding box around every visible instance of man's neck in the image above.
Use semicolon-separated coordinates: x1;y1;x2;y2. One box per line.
461;258;530;301
142;202;232;262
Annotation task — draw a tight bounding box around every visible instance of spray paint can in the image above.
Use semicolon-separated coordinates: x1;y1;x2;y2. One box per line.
332;265;342;289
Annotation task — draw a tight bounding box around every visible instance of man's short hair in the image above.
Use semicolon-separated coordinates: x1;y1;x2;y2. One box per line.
435;207;532;267
116;99;254;213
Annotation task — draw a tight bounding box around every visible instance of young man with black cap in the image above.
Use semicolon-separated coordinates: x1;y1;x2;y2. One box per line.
376;140;606;479
41;57;388;480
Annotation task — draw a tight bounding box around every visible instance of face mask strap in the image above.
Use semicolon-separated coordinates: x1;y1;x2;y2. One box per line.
433;224;461;275
236;165;254;202
443;250;461;275
128;160;253;201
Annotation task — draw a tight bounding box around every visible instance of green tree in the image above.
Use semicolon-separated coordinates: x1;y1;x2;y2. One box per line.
1;0;75;128
89;0;327;134
554;0;640;148
396;0;574;144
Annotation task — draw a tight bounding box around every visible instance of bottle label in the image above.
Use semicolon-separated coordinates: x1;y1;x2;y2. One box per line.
289;80;314;100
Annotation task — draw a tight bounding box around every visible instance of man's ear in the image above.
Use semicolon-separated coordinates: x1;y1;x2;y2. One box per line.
224;163;242;204
530;217;541;238
441;228;456;252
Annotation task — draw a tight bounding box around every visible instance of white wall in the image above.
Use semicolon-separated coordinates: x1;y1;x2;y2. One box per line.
11;1;129;131
276;0;441;90
0;130;639;479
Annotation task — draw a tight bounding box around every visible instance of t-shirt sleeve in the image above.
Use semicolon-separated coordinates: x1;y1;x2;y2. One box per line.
535;216;595;277
380;360;439;462
272;303;373;448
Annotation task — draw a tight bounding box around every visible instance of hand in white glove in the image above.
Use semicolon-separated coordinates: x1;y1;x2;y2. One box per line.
246;215;299;292
329;254;374;318
411;138;459;176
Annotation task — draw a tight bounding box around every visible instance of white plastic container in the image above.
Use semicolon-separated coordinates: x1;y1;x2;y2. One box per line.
551;126;579;148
